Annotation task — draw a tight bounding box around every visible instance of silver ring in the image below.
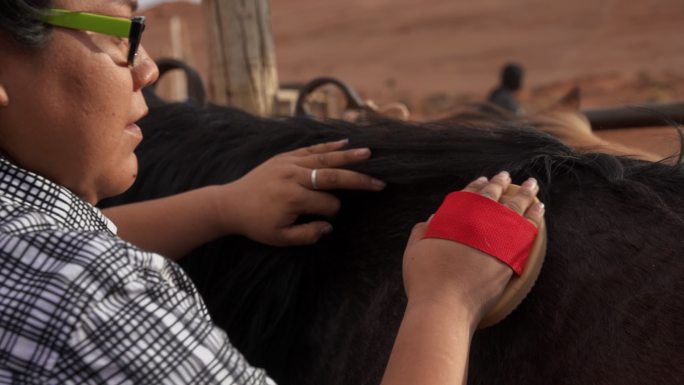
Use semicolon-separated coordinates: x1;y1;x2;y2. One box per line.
311;169;319;190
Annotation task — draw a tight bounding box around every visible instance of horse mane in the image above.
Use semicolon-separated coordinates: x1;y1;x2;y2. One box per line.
101;102;684;385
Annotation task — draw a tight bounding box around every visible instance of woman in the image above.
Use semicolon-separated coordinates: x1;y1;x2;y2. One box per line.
0;1;544;384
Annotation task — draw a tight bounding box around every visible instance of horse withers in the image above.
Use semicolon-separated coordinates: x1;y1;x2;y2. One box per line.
101;102;684;385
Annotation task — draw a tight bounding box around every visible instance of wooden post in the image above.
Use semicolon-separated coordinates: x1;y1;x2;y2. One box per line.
203;0;279;116
168;16;187;100
156;16;192;102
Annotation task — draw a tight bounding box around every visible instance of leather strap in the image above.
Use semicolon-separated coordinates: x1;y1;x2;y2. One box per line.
423;191;538;275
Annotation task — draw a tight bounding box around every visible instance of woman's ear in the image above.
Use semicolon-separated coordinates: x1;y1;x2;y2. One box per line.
0;85;8;107
0;35;9;107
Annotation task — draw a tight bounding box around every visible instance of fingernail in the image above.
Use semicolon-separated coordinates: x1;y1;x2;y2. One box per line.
497;171;510;180
321;224;334;235
372;178;386;189
475;176;488;183
336;138;350;145
536;202;545;213
355;148;371;158
522;177;537;189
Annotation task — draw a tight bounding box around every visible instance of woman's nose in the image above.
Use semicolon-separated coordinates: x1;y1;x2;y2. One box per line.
131;45;159;90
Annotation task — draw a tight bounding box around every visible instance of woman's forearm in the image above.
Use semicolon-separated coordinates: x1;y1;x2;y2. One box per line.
380;298;476;385
102;185;232;260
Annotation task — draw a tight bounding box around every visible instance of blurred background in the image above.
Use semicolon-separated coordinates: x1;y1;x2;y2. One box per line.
138;0;684;155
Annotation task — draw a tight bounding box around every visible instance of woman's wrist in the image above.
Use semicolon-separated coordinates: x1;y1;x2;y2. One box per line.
208;183;243;236
406;294;480;331
381;296;476;385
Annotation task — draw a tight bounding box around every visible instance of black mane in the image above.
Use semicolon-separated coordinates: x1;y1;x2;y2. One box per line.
101;103;684;385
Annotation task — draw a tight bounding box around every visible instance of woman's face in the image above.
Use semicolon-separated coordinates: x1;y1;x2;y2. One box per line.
0;0;159;204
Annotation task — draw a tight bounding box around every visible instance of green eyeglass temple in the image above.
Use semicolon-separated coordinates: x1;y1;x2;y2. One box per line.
41;9;145;65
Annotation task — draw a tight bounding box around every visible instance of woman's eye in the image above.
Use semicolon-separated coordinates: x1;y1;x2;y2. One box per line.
114;36;129;47
109;37;130;65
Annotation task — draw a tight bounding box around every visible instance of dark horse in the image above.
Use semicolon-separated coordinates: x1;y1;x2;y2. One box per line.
101;102;684;385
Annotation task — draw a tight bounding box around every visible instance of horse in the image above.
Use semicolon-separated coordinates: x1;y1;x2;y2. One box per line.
438;88;668;163
100;102;684;385
291;77;668;162
528;88;667;163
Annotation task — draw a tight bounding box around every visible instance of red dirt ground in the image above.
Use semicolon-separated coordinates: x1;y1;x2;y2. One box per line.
141;0;684;158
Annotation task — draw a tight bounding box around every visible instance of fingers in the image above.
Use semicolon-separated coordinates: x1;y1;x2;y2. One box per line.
302;167;386;191
280;221;335;246
499;178;545;228
477;171;512;201
298;147;373;169
285;140;387;191
296;190;342;218
467;173;545;228
291;138;349;156
519;180;545;228
462;176;490;193
523;201;545;228
499;177;538;214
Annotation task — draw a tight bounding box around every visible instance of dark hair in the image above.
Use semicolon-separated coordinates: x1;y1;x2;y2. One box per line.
501;62;524;90
0;0;53;47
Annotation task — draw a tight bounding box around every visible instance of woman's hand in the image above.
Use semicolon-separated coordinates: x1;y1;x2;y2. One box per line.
214;139;386;246
382;173;544;385
401;171;545;325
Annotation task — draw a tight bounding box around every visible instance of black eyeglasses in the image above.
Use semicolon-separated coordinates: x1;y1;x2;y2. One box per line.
41;9;146;66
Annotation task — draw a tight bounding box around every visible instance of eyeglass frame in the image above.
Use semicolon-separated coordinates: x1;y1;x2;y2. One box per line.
41;9;146;66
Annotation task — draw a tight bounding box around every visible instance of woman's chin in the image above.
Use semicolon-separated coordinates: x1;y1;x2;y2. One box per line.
96;158;139;202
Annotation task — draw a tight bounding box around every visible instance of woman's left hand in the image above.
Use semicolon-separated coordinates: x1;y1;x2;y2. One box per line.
213;139;386;246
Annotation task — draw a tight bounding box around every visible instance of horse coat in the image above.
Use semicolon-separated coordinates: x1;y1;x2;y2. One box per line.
101;103;684;385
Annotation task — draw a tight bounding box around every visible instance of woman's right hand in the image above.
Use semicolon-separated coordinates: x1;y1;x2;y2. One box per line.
401;171;545;326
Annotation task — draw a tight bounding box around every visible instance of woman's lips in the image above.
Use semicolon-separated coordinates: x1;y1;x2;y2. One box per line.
125;123;143;140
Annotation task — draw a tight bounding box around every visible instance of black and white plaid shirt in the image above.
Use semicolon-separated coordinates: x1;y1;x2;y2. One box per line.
0;156;275;385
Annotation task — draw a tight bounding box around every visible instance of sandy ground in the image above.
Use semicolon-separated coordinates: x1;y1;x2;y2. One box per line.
141;0;684;158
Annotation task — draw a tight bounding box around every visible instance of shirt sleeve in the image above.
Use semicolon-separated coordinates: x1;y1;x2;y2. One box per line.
50;250;276;385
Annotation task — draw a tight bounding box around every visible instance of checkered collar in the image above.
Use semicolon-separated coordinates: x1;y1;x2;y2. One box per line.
0;155;118;235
